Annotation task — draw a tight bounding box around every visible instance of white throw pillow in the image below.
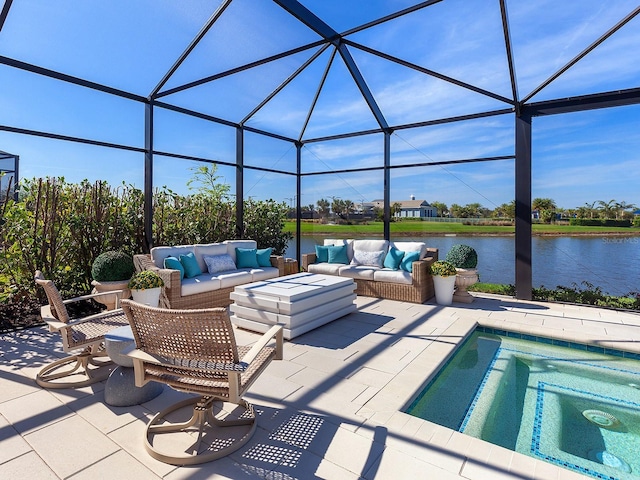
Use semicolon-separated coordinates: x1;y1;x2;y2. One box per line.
351;249;385;267
204;254;237;274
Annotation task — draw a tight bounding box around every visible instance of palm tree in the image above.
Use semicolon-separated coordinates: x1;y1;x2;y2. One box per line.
597;199;616;219
316;198;330;221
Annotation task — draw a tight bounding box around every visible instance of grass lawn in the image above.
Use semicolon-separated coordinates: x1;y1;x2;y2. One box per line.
284;220;639;236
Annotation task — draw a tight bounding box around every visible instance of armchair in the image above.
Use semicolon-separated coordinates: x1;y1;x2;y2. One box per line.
34;271;129;388
120;299;283;465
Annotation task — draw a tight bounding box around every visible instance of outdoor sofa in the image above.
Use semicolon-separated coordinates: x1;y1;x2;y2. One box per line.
301;239;438;304
133;239;284;309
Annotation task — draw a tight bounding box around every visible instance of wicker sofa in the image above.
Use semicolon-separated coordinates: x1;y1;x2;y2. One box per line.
301;239;438;304
133;240;284;309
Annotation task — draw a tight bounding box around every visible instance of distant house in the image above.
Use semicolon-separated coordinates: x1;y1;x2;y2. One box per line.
371;197;438;218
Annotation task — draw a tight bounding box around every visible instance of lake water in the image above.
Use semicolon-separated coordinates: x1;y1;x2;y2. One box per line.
286;235;640;297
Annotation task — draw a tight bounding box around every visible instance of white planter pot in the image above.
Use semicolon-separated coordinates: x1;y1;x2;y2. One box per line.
453;268;479;303
433;275;456;305
131;287;162;307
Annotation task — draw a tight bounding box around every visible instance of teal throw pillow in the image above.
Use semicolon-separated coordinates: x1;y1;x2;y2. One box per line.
315;245;329;263
256;248;272;267
400;251;420;273
327;245;349;264
164;256;185;280
179;252;202;278
236;247;259;269
383;247;405;270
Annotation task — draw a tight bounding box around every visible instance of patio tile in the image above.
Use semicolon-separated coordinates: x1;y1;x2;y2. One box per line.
23;414;120;478
0;451;58;479
0;389;74;435
68;450;161;480
0;413;32;464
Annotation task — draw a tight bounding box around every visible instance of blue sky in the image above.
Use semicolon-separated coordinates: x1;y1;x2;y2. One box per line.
0;0;639;211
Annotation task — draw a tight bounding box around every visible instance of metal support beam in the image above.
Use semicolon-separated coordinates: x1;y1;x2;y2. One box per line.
514;113;532;300
523;87;640;117
295;142;302;264
13;153;18;201
144;103;154;252
383;131;391;240
338;43;389;130
0;0;13;32
272;0;339;41
499;0;520;111
235;127;244;239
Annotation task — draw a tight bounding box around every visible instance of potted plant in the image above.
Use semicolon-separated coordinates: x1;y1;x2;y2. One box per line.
128;270;164;307
91;251;135;310
429;260;457;305
445;244;479;303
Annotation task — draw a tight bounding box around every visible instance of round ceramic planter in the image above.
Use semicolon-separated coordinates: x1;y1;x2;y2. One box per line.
433;275;456;305
131;287;162;307
453;268;478;303
91;279;131;310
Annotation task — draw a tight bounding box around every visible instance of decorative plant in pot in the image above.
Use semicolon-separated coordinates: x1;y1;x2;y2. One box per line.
128;270;164;307
91;251;135;310
429;260;458;305
445;244;479;303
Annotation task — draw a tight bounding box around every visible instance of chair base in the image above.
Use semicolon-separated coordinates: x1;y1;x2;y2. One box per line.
145;395;257;466
36;348;115;389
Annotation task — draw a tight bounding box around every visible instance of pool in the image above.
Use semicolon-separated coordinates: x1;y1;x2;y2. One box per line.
406;329;640;480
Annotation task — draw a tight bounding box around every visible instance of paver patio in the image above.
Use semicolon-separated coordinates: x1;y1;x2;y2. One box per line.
1;293;639;479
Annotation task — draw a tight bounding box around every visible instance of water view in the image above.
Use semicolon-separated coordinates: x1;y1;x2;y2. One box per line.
287;235;640;297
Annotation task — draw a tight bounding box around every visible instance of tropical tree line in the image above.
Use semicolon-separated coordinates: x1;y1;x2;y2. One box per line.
0;167;291;303
298;197;637;224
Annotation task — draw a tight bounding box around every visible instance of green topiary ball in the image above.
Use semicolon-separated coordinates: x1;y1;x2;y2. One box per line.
445;244;478;269
91;251;135;282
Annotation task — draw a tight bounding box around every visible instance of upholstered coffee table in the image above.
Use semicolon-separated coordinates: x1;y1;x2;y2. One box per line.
230;272;356;340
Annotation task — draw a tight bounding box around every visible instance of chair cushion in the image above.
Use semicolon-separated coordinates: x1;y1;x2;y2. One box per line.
351;249;385;267
163;256;185;280
338;265;376;280
307;263;343;275
315;245;329;263
327;245;349;264
373;269;413;285
236;248;260;268
256;248;272;267
180;252;203;278
204;254;236;274
217;270;253;288
251;267;280;281
400;251;420;273
181;274;222;296
383;247;405;270
352;239;388;252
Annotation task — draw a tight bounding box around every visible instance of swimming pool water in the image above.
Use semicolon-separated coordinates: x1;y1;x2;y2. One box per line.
406;331;640;480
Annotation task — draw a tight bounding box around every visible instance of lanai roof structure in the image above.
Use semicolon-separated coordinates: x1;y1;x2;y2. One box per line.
1;0;639;299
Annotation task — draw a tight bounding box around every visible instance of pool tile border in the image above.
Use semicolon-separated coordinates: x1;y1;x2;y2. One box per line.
476;326;640;361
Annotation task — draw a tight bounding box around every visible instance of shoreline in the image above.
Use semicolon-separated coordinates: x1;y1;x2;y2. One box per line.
297;231;640;238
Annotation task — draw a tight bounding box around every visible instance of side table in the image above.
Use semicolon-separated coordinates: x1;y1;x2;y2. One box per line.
284;258;299;275
104;325;163;406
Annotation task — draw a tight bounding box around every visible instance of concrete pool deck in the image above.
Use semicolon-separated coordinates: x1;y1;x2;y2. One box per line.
1;293;640;479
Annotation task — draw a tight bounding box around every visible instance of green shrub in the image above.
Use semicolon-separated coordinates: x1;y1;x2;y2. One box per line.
445;244;478;268
633;216;640;227
91;251;134;281
569;218;631;227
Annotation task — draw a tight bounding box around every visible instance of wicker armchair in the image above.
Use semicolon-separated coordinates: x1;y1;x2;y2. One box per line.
34;271;129;389
120;299;283;465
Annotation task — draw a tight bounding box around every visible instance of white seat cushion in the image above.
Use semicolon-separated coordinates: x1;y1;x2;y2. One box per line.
307;263;343;275
352;239;388;253
373;269;413;285
338;265;377;280
251;267;280;281
217;270;253;288
181;274;222;296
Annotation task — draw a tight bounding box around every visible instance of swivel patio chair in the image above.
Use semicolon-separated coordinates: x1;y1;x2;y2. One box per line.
34;270;130;389
120;299;283;465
